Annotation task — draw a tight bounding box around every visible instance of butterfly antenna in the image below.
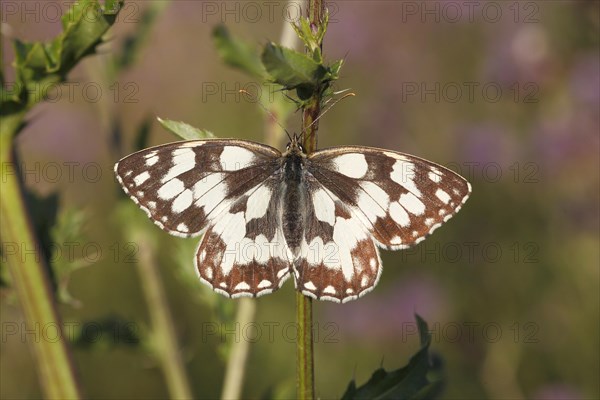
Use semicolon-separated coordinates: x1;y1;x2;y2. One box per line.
301;92;356;137
239;89;293;142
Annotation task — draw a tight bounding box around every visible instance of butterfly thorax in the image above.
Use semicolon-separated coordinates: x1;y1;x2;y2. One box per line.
280;148;307;257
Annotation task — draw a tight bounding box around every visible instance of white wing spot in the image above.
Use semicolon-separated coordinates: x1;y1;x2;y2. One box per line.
369;258;376;269
220;146;255;171
332;218;367;280
389;202;411;227
172;189;194;213
194;175;227;213
134;171;150;186
357;190;387;223
145;155;159;167
391;159;422;197
158;178;185;200
435;188;452;204
399;192;426;215
439;209;447;216
161;150;195;183
359;182;390;211
425;218;435;227
277;268;288;279
177;223;189;232
212;212;247;276
246;185;271;222
147;201;157;210
312;188;335;226
258;280;272;289
234;281;250;291
204;266;213;280
332;153;368;179
304;281;317;291
323;285;336;295
428;171;442;183
346;288;354;294
412;230;419;237
360;276;369;287
219;282;227;288
124;170;133;177
171;147;196;162
390;236;402;245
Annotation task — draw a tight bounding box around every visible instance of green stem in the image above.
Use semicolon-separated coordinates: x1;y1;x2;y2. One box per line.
296;1;326;399
296;292;315;400
133;232;193;399
0;129;82;398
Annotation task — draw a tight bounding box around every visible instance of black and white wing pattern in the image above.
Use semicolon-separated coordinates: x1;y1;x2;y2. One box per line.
295;146;471;303
115;138;471;303
115;140;291;298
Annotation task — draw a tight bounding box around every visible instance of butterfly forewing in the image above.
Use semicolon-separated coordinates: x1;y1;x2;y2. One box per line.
115;140;281;237
308;146;471;248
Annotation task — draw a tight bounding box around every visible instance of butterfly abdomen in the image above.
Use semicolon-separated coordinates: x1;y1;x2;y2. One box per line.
281;152;306;256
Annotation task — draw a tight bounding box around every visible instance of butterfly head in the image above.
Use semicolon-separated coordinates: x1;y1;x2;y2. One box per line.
284;133;306;156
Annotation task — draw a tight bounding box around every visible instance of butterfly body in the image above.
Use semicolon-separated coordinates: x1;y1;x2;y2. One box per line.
281;145;307;256
115;138;471;303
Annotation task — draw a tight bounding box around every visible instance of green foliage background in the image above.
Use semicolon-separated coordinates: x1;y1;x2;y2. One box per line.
1;1;598;399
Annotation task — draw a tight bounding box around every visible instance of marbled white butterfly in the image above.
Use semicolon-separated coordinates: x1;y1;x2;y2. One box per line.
115;135;471;303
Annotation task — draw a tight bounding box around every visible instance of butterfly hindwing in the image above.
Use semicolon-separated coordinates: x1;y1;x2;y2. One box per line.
294;178;382;302
114;139;281;237
195;177;292;298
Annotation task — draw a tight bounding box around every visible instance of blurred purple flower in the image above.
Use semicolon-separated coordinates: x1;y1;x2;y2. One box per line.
483;24;554;85
532;383;583;400
458;123;516;166
570;54;600;107
322;273;450;340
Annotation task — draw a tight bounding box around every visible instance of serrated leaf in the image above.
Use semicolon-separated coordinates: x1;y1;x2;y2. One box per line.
291;18;318;54
4;0;122;134
212;25;265;78
261;42;326;91
341;314;443;400
157;117;215;140
58;0;123;74
290;12;329;60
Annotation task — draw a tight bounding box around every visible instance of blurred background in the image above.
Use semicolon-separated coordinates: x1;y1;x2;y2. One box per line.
1;1;598;399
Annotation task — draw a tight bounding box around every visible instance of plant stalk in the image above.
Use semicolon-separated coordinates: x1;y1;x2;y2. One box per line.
0;129;82;399
133;232;193;399
297;1;326;399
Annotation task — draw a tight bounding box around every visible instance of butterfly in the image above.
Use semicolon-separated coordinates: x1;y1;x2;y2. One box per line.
114;134;471;303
